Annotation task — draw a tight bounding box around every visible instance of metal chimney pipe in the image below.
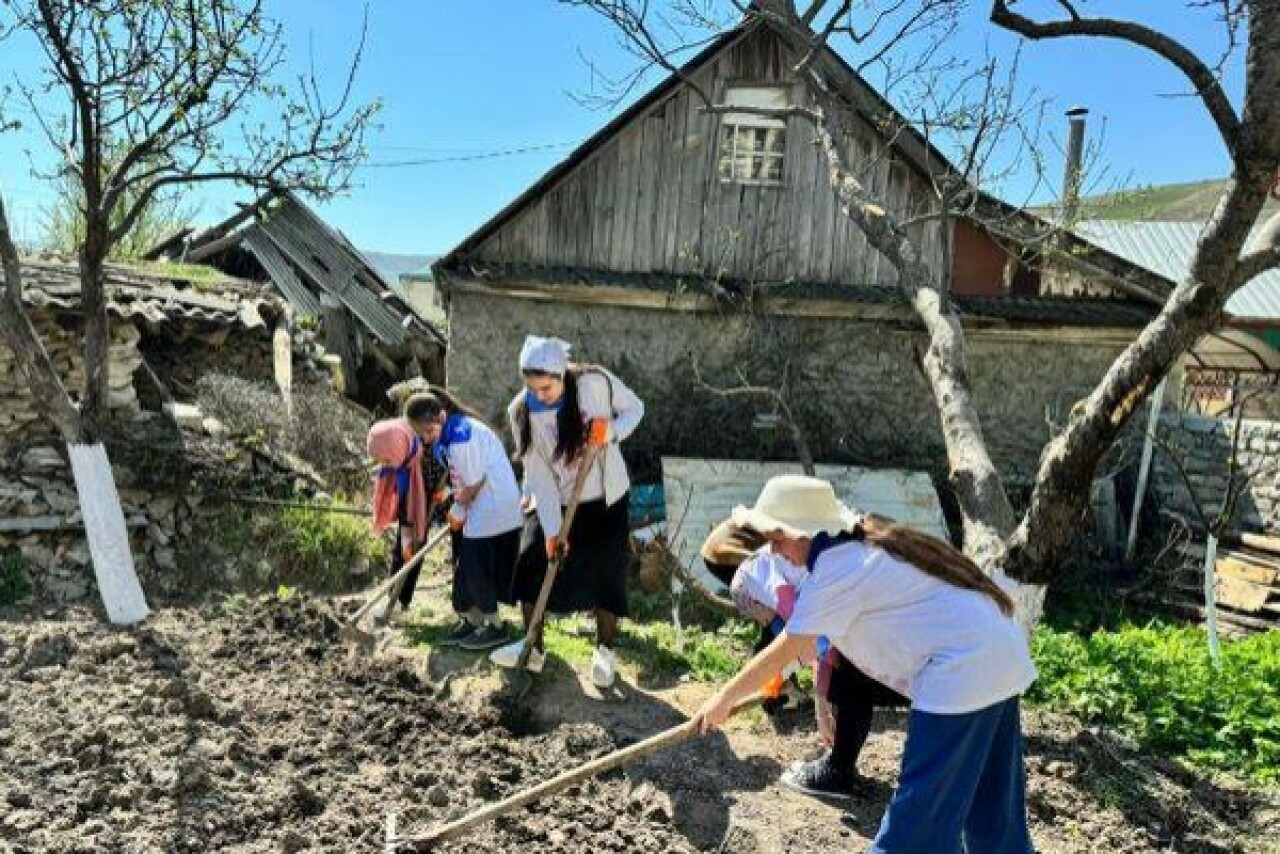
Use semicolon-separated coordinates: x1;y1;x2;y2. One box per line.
1061;106;1089;224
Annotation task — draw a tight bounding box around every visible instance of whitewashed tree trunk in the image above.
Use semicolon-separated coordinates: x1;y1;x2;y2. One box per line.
68;443;150;625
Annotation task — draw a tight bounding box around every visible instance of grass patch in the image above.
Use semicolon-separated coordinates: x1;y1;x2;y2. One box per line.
1027;622;1280;785
0;550;32;606
123;259;234;289
205;499;386;594
266;503;385;592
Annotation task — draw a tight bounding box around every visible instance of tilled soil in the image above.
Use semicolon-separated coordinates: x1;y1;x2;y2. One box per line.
2;596;1278;853
0;598;696;853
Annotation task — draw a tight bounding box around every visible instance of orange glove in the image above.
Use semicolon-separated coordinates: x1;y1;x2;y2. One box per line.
432;488;450;505
546;536;569;560
762;673;786;700
587;418;612;447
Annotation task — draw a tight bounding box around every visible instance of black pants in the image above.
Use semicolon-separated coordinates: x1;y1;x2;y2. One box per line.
827;653;910;771
513;494;631;617
389;523;427;609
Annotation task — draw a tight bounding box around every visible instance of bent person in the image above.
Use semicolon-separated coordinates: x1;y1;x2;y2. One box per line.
696;475;1036;853
405;388;523;652
701;519;909;800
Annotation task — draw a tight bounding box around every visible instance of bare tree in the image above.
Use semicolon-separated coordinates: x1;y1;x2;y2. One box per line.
0;0;378;623
564;0;1280;621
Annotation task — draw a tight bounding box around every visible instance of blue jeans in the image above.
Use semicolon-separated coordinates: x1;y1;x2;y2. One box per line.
870;697;1034;853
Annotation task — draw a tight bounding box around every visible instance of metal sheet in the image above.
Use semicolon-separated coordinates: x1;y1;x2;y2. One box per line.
1076;220;1280;322
257;199;408;346
243;229;323;317
661;456;950;595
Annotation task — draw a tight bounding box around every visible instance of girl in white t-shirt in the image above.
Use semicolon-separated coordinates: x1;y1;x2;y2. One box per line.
696;475;1036;854
405;390;524;652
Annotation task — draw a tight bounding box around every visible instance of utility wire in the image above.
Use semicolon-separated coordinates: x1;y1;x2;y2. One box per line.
356;141;578;169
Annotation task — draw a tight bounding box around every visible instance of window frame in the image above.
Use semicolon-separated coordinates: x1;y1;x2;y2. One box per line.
715;83;791;187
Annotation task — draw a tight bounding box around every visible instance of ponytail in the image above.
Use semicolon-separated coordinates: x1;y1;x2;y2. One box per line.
852;515;1015;616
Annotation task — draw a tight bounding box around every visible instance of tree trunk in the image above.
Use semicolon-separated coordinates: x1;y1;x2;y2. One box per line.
0;195;84;440
1003;168;1278;585
1;194;149;625
79;231;110;441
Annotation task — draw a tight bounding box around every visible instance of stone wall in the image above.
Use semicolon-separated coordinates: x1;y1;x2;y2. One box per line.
0;309;321;608
446;292;1133;487
1150;411;1280;533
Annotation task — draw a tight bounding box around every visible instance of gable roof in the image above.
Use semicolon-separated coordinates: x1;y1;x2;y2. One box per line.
435;16;1175;312
437;18;971;274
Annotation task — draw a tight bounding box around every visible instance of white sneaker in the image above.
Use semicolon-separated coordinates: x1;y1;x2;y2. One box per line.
591;645;617;689
489;639;545;674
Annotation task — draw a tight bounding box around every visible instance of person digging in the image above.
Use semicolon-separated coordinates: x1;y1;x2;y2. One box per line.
695;476;1037;852
701;519;909;800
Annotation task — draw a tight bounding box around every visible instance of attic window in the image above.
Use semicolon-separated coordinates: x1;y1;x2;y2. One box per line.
717;86;788;184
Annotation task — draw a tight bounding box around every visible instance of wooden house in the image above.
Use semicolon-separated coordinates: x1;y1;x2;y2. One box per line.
434;17;1169;486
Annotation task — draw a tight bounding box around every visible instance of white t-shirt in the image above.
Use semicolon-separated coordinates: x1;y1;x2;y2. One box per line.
441;417;523;539
786;540;1037;714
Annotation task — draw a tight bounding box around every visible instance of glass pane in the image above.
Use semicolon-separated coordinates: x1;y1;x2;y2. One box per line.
763;128;785;155
761;154;783;182
717;130;736;179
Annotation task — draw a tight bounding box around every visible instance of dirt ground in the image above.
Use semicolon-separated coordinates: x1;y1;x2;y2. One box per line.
1;591;1277;853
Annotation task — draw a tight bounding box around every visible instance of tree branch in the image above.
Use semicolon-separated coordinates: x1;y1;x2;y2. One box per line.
989;0;1244;161
0;191;83;441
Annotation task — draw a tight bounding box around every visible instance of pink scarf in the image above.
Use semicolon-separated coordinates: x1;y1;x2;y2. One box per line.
367;418;427;544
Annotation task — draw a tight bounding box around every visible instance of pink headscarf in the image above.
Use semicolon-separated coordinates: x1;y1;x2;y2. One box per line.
367;418;427;543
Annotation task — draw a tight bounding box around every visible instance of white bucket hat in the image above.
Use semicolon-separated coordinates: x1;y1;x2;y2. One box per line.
731;475;861;539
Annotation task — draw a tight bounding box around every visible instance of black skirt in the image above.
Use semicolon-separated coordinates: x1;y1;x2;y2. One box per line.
513;492;630;617
452;528;521;614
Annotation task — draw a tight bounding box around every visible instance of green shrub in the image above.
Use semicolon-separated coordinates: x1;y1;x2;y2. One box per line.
260;503;386;593
0;550;32;606
1028;623;1280;784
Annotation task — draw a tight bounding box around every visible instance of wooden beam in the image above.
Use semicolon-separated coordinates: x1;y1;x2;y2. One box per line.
445;278;1143;342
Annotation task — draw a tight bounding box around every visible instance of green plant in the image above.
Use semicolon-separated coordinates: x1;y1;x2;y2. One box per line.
260;502;385;594
0;551;32;606
1028;622;1280;784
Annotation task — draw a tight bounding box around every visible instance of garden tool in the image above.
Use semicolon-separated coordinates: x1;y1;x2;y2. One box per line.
340;525;450;653
500;441;605;704
391;693;763;849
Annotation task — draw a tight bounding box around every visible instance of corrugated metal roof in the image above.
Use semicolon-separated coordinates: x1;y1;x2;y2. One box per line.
1076;220;1280;321
662;457;949;595
241;229;323;317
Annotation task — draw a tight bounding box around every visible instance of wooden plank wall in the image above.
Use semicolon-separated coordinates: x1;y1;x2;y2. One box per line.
472;27;947;287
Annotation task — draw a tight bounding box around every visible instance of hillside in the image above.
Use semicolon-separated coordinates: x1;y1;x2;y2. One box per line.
1071;178;1280;222
361;251;438;284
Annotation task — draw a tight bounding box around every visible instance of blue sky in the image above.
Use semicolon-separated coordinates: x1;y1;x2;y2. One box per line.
0;1;1245;256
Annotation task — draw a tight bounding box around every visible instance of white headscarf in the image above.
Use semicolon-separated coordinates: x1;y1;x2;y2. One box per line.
518;335;572;376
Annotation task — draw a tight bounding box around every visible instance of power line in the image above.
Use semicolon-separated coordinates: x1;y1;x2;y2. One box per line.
356;141;578;169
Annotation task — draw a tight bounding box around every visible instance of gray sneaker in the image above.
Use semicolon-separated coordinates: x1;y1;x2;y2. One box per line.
459;623;509;651
438;619;477;647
